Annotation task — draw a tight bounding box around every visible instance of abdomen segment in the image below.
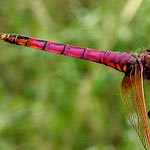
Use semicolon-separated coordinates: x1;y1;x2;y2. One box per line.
0;33;135;73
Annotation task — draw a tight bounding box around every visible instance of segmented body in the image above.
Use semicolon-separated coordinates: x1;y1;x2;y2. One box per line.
0;33;135;73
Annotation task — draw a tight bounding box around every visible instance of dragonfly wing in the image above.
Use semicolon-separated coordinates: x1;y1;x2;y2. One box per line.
121;64;150;149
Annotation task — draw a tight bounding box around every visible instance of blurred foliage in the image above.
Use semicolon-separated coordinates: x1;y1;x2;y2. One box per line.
0;0;149;150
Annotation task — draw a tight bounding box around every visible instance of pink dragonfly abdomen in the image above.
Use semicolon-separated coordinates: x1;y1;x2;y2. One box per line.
0;33;135;72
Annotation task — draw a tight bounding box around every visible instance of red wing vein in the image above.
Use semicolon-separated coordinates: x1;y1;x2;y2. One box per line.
121;64;150;149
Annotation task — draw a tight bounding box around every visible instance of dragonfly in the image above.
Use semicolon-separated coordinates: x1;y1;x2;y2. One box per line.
0;33;150;149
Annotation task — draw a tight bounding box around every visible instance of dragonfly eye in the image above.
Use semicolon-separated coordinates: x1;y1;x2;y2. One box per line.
147;110;150;118
144;55;150;63
146;48;150;52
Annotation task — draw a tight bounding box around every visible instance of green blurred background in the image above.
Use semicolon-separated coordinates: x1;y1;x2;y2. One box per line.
0;0;150;150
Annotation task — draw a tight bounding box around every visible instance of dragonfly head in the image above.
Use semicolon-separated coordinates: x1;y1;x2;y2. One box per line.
139;49;150;62
139;49;150;79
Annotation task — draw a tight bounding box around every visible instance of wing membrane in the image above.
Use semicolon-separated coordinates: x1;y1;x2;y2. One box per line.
121;64;150;149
